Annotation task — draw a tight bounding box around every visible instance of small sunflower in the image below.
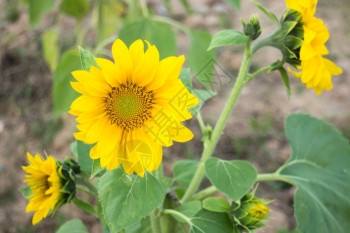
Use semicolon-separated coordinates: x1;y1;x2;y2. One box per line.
70;39;198;177
286;0;342;94
22;153;62;225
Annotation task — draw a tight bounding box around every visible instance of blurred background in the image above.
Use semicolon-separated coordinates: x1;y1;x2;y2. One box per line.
0;0;349;232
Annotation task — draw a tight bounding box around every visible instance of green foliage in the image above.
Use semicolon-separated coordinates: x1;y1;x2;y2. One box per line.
208;30;249;51
224;0;241;9
280;113;350;233
42;28;59;71
19;187;32;199
56;219;88;233
27;0;55;27
119;18;176;59
277;66;291;98
175;201;201;220
99;169;166;232
79;46;99;71
190;209;234;233
53;49;80;116
60;0;90;20
73;198;97;217
253;0;279;24
173;160;199;186
71;140;93;174
203;197;231;213
205;158;257;201
188;30;216;89
124;217;152;233
179;68;193;90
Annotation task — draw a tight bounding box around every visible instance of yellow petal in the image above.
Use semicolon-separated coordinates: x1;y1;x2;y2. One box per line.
112;39;132;81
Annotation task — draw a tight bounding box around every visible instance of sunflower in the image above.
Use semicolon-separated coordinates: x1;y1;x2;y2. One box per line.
22;153;62;225
69;39;198;177
286;0;342;94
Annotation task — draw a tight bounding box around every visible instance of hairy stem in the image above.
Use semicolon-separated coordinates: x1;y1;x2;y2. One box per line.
181;42;253;203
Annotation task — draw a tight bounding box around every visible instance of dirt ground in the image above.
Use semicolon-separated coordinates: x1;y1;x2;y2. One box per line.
0;0;349;232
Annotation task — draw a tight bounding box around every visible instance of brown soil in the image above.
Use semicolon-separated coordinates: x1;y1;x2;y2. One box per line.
0;0;349;232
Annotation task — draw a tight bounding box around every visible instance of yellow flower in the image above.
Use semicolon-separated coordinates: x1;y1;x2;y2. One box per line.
22;153;62;225
69;39;198;177
286;0;342;94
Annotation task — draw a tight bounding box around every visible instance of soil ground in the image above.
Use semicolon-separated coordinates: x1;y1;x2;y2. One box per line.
0;0;349;232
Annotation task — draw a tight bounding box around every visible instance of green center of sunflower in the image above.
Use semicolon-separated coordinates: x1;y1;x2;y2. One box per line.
104;82;153;131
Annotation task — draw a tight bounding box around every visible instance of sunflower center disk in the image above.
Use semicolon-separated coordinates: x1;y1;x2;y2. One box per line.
105;82;153;131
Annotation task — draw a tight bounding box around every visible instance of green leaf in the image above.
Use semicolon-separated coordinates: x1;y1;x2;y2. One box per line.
173;160;200;186
119;18;176;59
190;89;216;115
74;140;94;174
280;113;350;233
253;0;279;24
175;201;202;220
28;0;55;27
208;30;249;51
56;219;88;233
224;0;241;9
20;187;32;199
188;30;216;89
91;159;105;177
42;28;59;71
124;217;152;233
205;158;257;201
79;46;98;71
203;197;230;213
190;209;234;233
53;49;80;116
73;197;97;217
60;0;90;20
179;68;193;91
99;169;165;232
277;67;291;98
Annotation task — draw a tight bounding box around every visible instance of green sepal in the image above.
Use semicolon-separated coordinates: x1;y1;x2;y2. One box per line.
20;186;32;200
253;0;279;24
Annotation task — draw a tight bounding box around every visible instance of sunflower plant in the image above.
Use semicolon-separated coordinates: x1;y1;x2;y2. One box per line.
20;0;350;233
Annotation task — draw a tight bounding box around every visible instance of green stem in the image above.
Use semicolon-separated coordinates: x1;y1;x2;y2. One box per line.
257;173;295;185
140;0;149;18
163;209;192;226
245;65;271;84
181;42;253;203
150;209;162;233
76;175;98;197
192;186;218;200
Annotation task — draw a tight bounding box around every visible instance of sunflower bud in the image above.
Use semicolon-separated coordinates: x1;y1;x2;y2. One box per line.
242;15;262;40
56;160;78;207
230;193;270;231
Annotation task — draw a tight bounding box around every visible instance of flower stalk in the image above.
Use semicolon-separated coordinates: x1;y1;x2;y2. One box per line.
181;41;253;203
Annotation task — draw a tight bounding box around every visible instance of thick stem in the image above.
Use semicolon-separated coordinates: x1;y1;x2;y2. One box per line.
181;42;253;203
150;209;162;233
163;209;192;226
192;186;218;200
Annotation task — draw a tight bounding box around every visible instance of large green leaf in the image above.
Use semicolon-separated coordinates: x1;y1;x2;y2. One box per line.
207;30;249;51
56;219;88;233
190;209;234;233
188;30;215;89
173;160;200;186
205;158;257;201
280;113;350;233
99;169;165;232
53;49;80;116
71;140;93;174
119;18;176;59
28;0;55;27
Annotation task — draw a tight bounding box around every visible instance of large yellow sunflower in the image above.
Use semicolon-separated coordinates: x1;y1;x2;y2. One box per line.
286;0;342;94
22;153;62;225
69;39;198;177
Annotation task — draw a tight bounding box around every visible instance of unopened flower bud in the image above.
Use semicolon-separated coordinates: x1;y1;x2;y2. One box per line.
230;193;270;231
242;15;262;40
